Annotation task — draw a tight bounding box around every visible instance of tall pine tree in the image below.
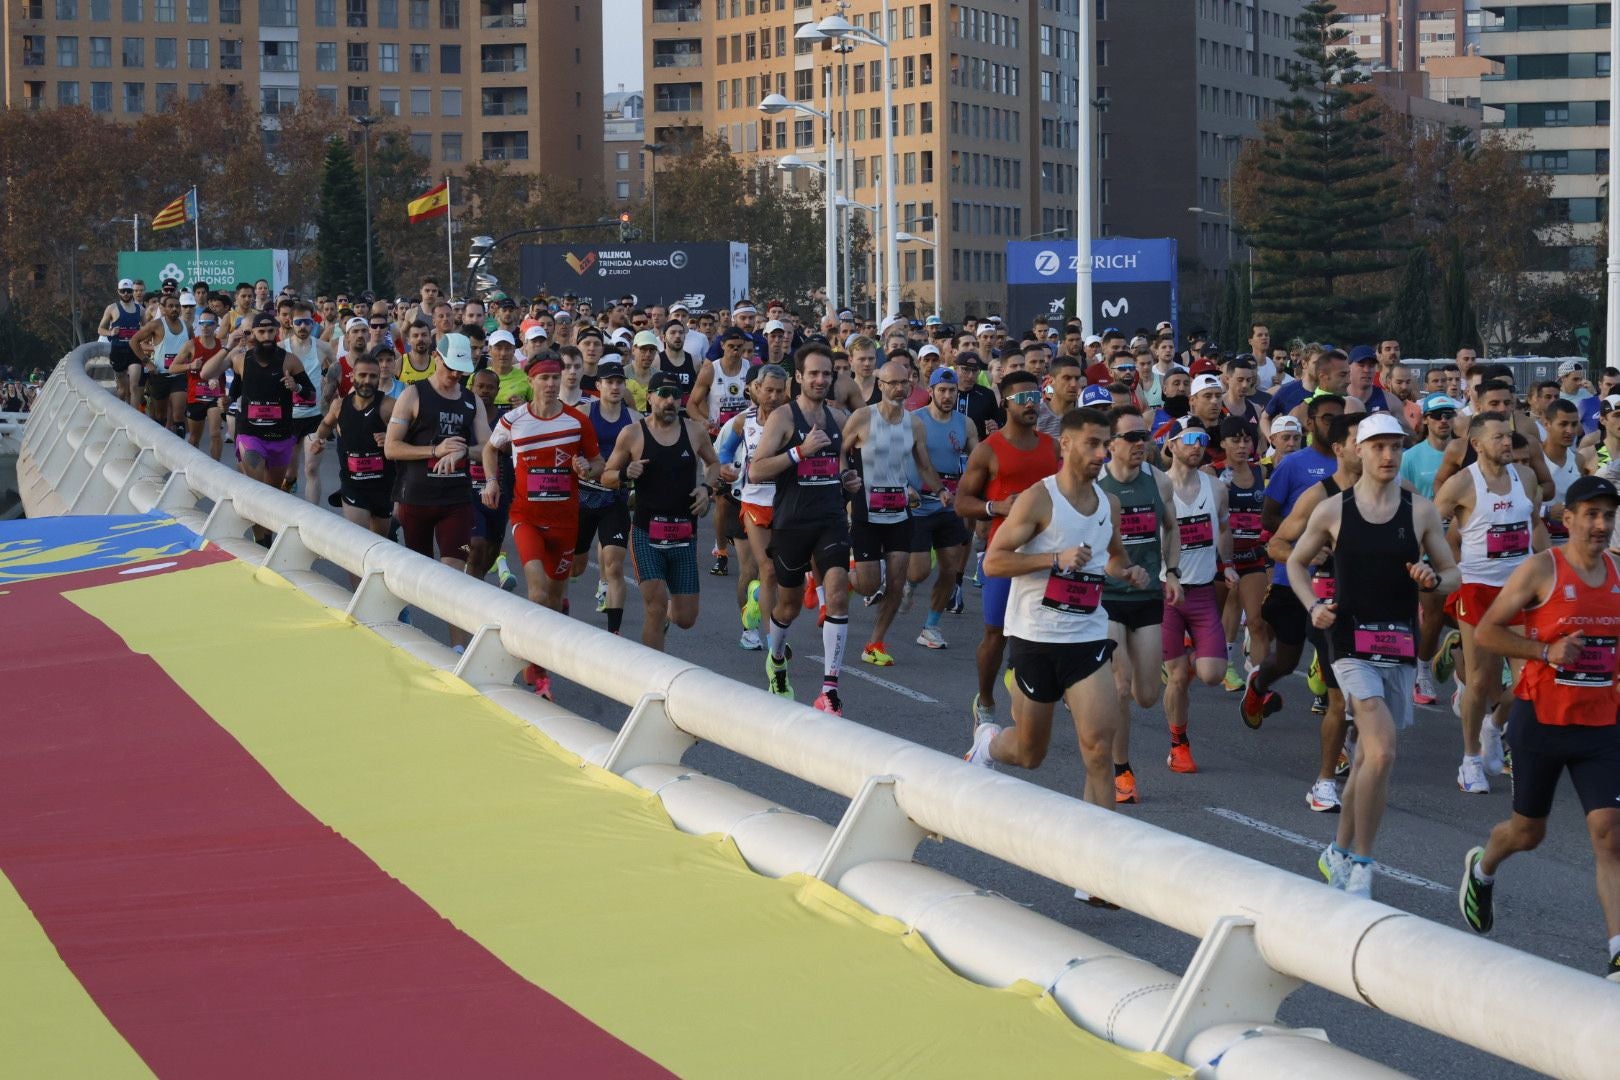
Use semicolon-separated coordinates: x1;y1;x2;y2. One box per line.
1385;247;1437;357
1243;2;1405;343
1438;241;1481;354
314;137;389;296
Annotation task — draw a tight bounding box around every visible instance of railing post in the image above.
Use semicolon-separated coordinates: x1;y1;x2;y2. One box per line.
344;568;405;625
106;446;161;515
453;623;526;689
812;775;928;888
601;692;694;775
202;496;252;541
262;523;316;575
1150;916;1304;1063
65;424;134;513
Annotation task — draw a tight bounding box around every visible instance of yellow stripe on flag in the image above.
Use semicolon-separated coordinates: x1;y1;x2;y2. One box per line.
0;867;154;1078
150;193;188;231
68;561;1187;1079
407;182;449;223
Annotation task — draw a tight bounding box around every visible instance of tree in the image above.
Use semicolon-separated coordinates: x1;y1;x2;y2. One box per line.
1384;247;1437;358
1235;1;1406;342
314;138;385;296
1437;241;1480;356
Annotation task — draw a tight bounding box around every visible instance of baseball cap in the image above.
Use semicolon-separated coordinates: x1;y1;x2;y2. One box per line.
523;325;549;342
633;330;661;349
1348;344;1377;364
1155;320;1174;334
1191;374;1223;396
1084;362;1112;386
720;326;752;343
1189;357;1221;377
880;314;906;335
925;314;943;326
1355;412;1405;443
1558;359;1584;376
1603;395;1620;413
928;367;958;387
487;329;516;347
595;360;626;381
1083;334;1102;347
179;293;196;306
250;313;277;329
554;310;573;322
919;343;941;359
764;319;788;334
435;333;475;373
1421;392;1461;415
117;278;135;290
345;316;369;331
1564;474;1620;508
953;351;984;369
1045;327;1061;339
668;302;690;314
1081;384;1114;407
646;370;680;394
1271;415;1303;437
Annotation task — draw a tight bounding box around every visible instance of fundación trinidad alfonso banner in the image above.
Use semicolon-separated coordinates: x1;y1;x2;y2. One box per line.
116;249;290;296
1004;238;1178;337
520;242;749;313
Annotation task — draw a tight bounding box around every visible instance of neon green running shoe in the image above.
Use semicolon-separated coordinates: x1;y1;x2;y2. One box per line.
741;579;762;631
1307;651;1328;696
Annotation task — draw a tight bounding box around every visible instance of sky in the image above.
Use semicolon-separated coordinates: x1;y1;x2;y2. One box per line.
603;0;644;95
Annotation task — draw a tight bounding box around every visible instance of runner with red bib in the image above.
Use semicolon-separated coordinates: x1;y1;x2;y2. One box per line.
1459;475;1620;982
172;312;226;459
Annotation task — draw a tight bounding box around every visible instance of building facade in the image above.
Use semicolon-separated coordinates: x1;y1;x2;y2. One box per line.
605;88;646;204
3;0;603;189
1478;0;1608;274
1336;0;1471;70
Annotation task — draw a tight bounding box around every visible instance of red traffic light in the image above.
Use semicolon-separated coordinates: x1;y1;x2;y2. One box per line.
619;212;631;223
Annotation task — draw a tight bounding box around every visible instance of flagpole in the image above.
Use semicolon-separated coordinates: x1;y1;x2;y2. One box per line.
191;186;201;285
133;212;140;252
445;176;455;299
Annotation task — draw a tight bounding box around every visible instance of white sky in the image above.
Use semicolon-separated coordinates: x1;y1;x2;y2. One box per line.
603;0;644;95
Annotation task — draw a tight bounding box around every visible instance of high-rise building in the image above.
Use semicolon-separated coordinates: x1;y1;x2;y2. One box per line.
605;88;646;205
1335;0;1469;71
1478;1;1609;275
3;0;603;190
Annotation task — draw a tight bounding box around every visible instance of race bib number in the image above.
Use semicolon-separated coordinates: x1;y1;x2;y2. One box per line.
1179;514;1214;550
1485;522;1529;560
1351;620;1416;666
1555;634;1618;688
525;467;571;501
1229;510;1262;542
245;402;282;421
795;453;840;483
1311;570;1336;601
1042;569;1103;615
647;515;695;544
940;473;960;495
1119;505;1156;546
866;486;907;514
194;381;222;401
346;452;384;480
468;461;487;492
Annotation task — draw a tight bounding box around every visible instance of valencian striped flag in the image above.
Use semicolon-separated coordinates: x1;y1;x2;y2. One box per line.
150;189;196;231
408;181;450;223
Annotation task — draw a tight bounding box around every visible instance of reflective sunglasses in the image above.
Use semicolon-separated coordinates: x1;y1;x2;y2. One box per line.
1178;429;1211;446
1005;389;1041;406
650;386;681;399
293;318;315;327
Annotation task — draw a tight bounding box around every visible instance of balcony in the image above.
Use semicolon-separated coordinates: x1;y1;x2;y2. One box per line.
479;0;526;28
651;1;700;22
24;95;44;110
480;45;527;73
653;43;703;68
481;89;528;116
480;14;524;27
654;83;701;113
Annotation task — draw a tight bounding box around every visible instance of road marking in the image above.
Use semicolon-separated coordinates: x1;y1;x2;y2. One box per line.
805;654;939;704
119;561;180;576
1205;807;1452;893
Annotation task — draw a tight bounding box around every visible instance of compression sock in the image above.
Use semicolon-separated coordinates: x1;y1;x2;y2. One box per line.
1114;762;1131;776
768;616;791;662
605;607;624;635
822;613;848;676
925;609;943;629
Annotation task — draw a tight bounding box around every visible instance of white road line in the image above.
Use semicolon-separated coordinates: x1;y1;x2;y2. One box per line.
805;653;939;704
117;561;180;576
1205;807;1452;894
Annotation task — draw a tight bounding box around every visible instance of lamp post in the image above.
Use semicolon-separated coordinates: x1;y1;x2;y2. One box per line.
1092;95;1111;234
896;225;940;318
1608;9;1619;358
837;195;881;319
353;115;380;295
1076;0;1095;331
1024;227;1068;242
643;142;665;242
111;214;141;252
762;90;837;316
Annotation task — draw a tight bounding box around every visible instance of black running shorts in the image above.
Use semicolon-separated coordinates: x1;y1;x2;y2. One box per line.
1007;637;1118;704
1505;699;1620;819
769;519;851;589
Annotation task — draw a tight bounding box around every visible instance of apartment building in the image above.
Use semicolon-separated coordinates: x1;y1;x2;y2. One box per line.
1478;0;1610;274
1336;0;1471;70
605;88;646;204
3;0;602;188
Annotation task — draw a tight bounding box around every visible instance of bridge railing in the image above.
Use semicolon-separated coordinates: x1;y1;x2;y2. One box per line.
19;343;1620;1080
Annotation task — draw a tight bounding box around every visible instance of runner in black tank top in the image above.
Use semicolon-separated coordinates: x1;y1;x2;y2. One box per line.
399;379;476;507
333;386;394;528
633;417;697;534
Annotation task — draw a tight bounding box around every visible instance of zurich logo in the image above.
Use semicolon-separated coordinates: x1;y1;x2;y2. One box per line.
1034;250;1061;277
669;250;688;270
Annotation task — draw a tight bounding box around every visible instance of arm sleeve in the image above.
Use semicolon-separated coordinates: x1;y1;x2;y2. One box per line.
714;421;744;463
488;413;513;451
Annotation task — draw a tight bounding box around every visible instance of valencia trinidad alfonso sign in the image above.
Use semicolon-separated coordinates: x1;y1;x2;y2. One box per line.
522;242;748;309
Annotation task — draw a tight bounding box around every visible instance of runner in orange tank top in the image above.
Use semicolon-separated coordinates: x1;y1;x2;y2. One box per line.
1459;475;1620;982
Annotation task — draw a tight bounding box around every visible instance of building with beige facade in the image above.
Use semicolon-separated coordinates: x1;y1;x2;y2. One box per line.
3;0;602;189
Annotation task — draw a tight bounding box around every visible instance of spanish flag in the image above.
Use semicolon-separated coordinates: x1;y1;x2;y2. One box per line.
408;181;450;223
150;189;196;231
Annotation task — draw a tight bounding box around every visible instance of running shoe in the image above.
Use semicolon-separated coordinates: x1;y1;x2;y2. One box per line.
1345;860;1374;899
710;553;729;576
1073;887;1121;910
1239;671;1281;730
898;581;916;614
522;663;553;701
947;583;965;614
594;579;607;612
498;554;518;592
861;642;895;667
1114;767;1139;805
971;693;995;730
1459;846;1494;934
1318;844;1350;889
1222;663;1245;692
813;687;843;715
765;651;794;699
916;626;948;650
1167;739;1197;774
1481;720;1506;776
1334;748;1351;780
1413;667;1437;705
1432;628;1461;684
1311;693;1328;715
1307;778;1342;813
965;722;1001;768
738;628;762;651
1451;685;1463;719
862;587;885;607
741;579;762;631
1457;755;1490;795
1306;652;1328;695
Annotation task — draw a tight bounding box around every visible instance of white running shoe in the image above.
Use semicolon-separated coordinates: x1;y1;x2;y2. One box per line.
738;628;762;651
1318;844;1350;889
965;722;1001;768
1458;755;1490;794
916;626;948;650
1307;778;1342;813
971;692;995;730
898;581;916;614
1345;860;1374;899
1480;721;1506;775
1451;686;1463;720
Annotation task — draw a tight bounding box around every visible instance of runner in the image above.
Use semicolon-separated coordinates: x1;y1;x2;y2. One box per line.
716;364;791;651
1542;398;1583;544
1035;354;1083;438
575;359;638;635
1458;475;1620;980
842;360;951;666
601;371;722;652
748;342;864;714
955;370;1060;726
1289;412;1456;898
281;301;334;504
310;351;395;536
1401;392;1461;705
690;327;754;576
1099;406;1184;803
129;290;190;431
910;367;978;649
98;278;146;405
966;407;1149;815
397;321;438;385
1220;416;1269;690
170;310;226;459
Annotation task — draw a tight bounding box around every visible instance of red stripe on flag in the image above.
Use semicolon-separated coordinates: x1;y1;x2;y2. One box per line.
0;557;669;1079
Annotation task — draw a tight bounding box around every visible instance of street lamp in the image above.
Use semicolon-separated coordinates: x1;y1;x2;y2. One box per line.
1076;0;1096;330
643;142;665;242
803;18;857;313
352;115;380;295
836;195;882;319
111;215;141;252
1024;227;1068;242
815;8;898;319
761;90;838;316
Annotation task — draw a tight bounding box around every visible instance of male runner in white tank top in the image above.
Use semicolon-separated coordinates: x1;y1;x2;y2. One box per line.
129;291;190;432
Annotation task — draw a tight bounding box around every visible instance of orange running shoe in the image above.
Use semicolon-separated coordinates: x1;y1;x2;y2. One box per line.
1114;767;1139;804
1167;740;1197;774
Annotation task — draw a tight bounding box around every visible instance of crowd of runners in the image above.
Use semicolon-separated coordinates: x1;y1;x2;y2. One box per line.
94;274;1620;978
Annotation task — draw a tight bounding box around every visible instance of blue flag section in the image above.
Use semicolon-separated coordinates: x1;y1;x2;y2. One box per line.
0;512;203;585
1004;238;1179;338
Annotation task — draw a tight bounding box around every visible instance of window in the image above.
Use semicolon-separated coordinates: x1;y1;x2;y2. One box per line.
795;68;812;100
121;37;143;66
122;0;140;19
155;37;175;67
346;85;368;115
379;0;397;27
217;0;238;22
717;79;727;109
315;0;335;22
921;101;932;133
58;36;79;67
615;150;630;168
90;0;108;19
261;39;294;70
410;87;429;115
794;117;813;147
903;55;914;87
441;87;460;115
155;0;174;20
187;37;207;68
186;0;205;20
91;80;111;111
57;0;78;16
315;41;335;70
409;0;426;26
409;131;430;157
378;86;399;115
260;0;295;26
313;84;335;106
218;36;240;69
379;42;397;71
346;0;366;26
439;0;458;28
59;80;81;105
617;181;631;199
441;131;461;162
260;86;296;114
410;43;429;72
921;149;933;182
439;44;460;73
123;81;144;112
90;36;110;66
347;42;367;71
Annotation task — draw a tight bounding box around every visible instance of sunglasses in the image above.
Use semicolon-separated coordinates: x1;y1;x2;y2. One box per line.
1113;430;1150;443
369;322;387;329
650;387;681;399
1006;390;1041;406
293;318;314;326
1428;410;1457;421
1177;430;1211;446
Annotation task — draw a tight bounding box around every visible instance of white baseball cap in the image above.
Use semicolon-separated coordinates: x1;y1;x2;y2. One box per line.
435;332;475;374
880;314;906;335
633;329;662;349
919;344;941;359
1084;334;1103;346
179;293;197;306
345;316;369;331
118;278;135;290
1356;411;1406;444
1191;374;1223;396
669;301;689;314
764;319;788;334
488;329;516;347
1271;415;1303;437
523;325;549;342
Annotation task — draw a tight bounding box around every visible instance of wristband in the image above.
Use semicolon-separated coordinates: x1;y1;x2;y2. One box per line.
1165;566;1182;578
1051;552;1060;573
1541;644;1550;663
788;447;801;464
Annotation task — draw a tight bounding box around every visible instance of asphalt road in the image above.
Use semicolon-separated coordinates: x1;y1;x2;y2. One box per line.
281;444;1594;1079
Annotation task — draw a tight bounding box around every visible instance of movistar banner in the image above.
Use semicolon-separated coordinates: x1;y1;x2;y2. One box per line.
116;249;289;294
1004;238;1177;335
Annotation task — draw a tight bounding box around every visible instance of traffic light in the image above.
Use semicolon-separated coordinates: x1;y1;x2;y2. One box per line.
619;211;631;242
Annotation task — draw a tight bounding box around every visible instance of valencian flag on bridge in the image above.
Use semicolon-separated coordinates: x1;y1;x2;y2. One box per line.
0;514;1187;1079
408;180;450;223
149;188;197;231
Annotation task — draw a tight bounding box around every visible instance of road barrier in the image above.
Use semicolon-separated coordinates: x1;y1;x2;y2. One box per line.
20;343;1620;1079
